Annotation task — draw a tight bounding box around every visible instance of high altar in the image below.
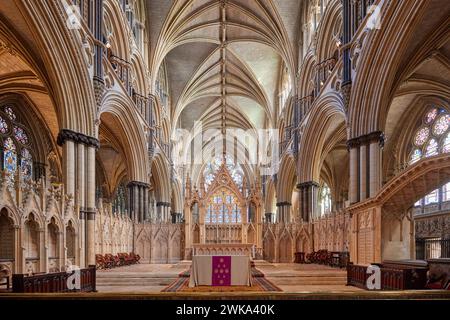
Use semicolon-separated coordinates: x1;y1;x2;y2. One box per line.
183;156;263;259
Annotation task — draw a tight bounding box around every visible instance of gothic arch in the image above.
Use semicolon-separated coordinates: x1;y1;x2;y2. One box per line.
104;0;132;61
130;51;149;94
298;51;316;98
264;178;277;214
151;153;171;202
315;0;342;63
171;179;183;215
99;91;149;182
299;92;346;182
348;1;445;137
1;1;97;135
277;154;297;203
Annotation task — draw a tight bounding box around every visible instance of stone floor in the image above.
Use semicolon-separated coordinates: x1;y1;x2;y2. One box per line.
96;261;362;293
96;263;187;293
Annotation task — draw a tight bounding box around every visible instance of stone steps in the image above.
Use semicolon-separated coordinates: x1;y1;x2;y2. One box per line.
257;263;348;286
267;276;346;285
97;273;178;286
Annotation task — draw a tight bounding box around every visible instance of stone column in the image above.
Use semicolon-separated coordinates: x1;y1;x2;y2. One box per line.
127;181;150;223
93;0;104;82
348;131;384;204
62;140;76;197
143;186;149;221
276;202;291;222
139;185;144;222
199;202;206;243
86;145;96;266
368;132;384;197
127;183;134;221
57;129;99;268
39;228;45;273
133;185;139;222
184;204;191;259
77;143;86;267
298;182;319;221
166;205;172;222
359;143;368;201
12;225;20;273
348;138;359;204
57;231;64;271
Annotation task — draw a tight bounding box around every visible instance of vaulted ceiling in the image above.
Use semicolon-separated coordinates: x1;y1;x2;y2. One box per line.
147;0;303;135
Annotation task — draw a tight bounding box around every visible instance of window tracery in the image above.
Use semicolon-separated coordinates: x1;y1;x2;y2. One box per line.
410;107;450;165
410;106;450;213
203;154;244;192
205;188;242;224
0;105;34;184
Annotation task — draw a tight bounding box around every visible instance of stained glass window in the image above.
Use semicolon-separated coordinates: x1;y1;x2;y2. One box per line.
0;105;33;183
14;126;29;145
443;133;450;153
425;139;438;157
20;148;32;180
203;154;244;191
425;108;438;123
0;116;8;134
414;127;429;146
4;137;17;175
411;107;450;214
206;188;242;224
410;149;422;164
4;106;16;121
432;114;449;136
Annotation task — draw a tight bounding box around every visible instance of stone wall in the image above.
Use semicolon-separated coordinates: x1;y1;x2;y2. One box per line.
262;210;350;263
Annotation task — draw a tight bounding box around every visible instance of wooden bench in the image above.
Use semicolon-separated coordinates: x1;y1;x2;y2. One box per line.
347;260;429;290
12;266;96;293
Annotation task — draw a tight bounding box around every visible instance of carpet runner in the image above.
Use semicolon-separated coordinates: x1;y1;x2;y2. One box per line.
162;266;281;292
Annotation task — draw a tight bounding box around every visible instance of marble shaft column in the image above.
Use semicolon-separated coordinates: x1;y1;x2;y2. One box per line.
57;129;99;268
139;185;144;222
369;132;384;197
359;142;368;201
86;145;96;266
77;143;86;267
347;138;360;204
298;182;319;221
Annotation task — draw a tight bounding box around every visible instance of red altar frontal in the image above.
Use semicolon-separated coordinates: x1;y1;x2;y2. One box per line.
189;255;252;287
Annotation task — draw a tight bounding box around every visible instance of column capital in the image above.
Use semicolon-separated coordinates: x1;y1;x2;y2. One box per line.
346;136;361;149
127;180;151;188
366;131;385;147
347;131;384;149
296;181;319;190
156;201;171;207
57;129;100;149
276;201;291;207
